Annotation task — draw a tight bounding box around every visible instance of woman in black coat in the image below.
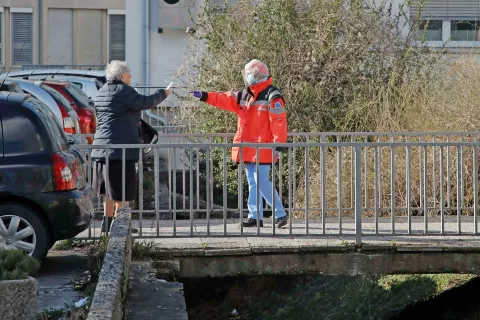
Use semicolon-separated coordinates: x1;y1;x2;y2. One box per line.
91;60;170;231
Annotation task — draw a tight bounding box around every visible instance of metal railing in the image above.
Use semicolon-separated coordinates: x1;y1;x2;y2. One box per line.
74;132;480;244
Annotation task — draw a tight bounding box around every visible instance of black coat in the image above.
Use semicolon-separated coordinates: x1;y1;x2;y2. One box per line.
91;80;167;162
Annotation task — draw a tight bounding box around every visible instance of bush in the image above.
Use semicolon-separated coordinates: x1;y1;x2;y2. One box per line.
176;0;438;133
173;0;443;208
0;250;40;281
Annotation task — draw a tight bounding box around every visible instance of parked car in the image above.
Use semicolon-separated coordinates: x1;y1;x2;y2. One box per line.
0;77;81;137
5;69;106;86
36;83;81;135
0;92;93;260
40;81;97;144
18;74;102;100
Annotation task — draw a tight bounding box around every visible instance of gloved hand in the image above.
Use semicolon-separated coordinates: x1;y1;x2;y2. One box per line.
189;90;203;99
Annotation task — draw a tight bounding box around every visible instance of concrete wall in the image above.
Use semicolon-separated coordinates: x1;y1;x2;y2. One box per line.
126;0;198;87
148;29;189;86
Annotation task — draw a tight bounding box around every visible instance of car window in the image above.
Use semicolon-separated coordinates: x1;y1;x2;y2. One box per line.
65;83;90;109
41;84;74;112
95;79;103;90
0;82;23;93
23;97;68;151
3;99;46;154
72;82;83;89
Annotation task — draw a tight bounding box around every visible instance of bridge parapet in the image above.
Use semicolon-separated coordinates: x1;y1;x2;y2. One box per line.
74;131;480;246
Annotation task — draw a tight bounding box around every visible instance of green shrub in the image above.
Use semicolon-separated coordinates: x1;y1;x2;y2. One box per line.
173;0;441;207
0;250;40;281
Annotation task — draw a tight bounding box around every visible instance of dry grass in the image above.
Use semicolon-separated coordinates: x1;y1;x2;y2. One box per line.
169;0;480;216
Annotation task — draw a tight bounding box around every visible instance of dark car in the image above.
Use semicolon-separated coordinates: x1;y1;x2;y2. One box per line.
0;92;93;259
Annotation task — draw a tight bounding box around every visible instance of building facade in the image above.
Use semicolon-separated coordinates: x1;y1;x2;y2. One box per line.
0;0;125;71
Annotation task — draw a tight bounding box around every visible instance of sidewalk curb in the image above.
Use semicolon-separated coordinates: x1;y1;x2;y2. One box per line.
87;208;132;320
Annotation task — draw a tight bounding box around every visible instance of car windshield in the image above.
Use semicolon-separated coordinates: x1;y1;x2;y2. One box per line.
65;83;91;109
41;84;74;112
24;97;68;151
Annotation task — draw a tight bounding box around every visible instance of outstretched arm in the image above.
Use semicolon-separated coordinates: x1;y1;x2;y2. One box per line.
124;86;169;111
192;90;242;113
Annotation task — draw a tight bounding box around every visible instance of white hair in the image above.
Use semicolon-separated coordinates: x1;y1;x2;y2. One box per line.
105;60;130;81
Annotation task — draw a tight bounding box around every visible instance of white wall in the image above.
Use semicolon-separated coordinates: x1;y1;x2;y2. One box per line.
148;29;189;86
125;0;144;86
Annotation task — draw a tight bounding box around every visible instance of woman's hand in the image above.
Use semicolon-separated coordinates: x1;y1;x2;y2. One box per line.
165;82;173;96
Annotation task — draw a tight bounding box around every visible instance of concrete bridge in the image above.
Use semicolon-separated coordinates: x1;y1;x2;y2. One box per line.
76;131;480;278
79;217;480;277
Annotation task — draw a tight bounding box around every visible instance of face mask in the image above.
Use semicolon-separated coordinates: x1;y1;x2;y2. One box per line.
244;73;256;87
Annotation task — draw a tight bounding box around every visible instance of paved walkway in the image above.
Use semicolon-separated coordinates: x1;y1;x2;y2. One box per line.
79;216;480;236
126;262;188;320
36;250;89;314
77;217;480;254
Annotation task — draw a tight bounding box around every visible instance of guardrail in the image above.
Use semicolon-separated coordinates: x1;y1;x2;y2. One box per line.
74;132;480;245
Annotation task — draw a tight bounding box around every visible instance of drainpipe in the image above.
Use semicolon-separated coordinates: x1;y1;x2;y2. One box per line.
39;0;43;63
144;0;150;93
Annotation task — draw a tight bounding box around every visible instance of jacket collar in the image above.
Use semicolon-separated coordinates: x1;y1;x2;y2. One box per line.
247;77;273;98
108;79;125;85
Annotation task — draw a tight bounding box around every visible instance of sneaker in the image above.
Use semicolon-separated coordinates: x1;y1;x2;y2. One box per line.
243;218;263;227
275;216;288;228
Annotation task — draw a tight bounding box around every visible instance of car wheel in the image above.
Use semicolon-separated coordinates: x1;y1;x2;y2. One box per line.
0;204;51;260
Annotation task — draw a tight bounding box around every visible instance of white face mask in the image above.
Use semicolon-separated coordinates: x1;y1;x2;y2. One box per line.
244;72;256;87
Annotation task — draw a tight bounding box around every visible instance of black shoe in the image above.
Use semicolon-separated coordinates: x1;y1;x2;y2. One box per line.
101;217;114;233
275;216;288;228
243;218;263;227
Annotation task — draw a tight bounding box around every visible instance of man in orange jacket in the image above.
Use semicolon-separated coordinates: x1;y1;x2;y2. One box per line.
190;59;288;228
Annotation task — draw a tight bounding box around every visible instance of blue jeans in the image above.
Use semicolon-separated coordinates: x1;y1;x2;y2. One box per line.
245;164;286;220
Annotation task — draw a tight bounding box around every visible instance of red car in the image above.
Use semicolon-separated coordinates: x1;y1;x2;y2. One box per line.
41;81;97;143
39;83;80;135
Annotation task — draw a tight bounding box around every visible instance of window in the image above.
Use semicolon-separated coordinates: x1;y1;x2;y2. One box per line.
451;21;480;41
414;20;443;41
24;97;68;152
11;11;33;65
72;82;83;90
65;83;90;109
410;0;480;44
108;14;125;61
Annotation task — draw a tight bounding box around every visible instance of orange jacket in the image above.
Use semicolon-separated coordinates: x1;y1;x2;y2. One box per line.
205;78;287;163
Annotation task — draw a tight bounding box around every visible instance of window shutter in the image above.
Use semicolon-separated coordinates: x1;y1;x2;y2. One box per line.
448;0;480;20
0;13;3;64
108;14;125;62
11;12;33;65
410;0;449;20
411;0;480;20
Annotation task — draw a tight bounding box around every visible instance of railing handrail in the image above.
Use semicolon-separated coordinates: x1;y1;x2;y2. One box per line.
77;131;480;139
73;141;480;149
153;131;480;138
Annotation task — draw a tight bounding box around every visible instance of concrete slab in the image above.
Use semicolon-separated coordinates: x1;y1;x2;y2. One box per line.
36;251;88;313
126;262;188;320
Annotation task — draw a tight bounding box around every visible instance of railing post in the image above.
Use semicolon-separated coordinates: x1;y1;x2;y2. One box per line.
355;145;363;247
